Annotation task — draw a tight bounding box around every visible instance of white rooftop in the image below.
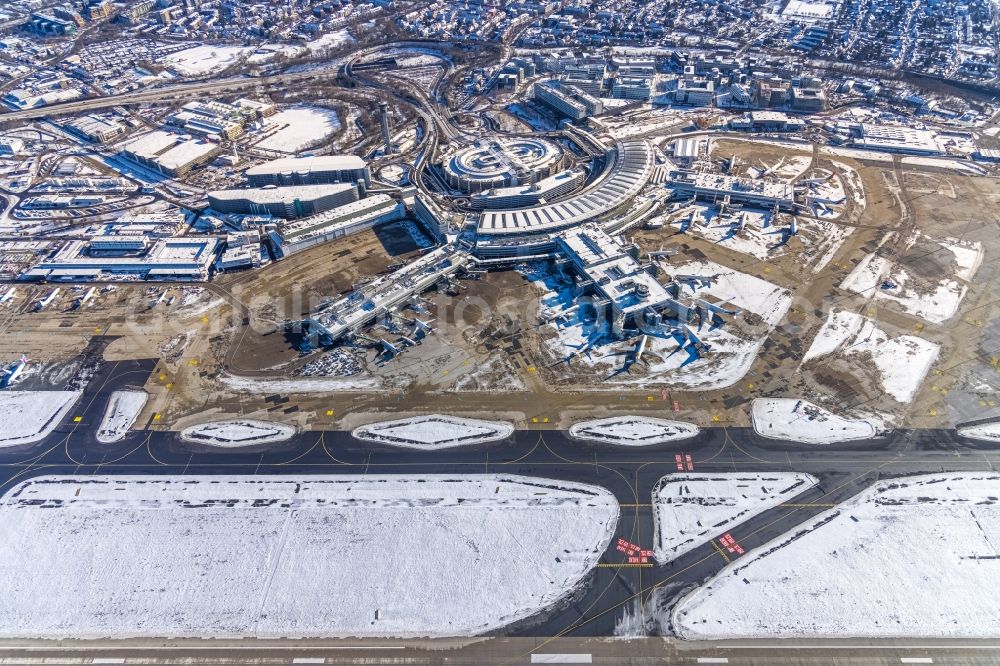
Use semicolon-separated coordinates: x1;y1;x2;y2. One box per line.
246;155;368;176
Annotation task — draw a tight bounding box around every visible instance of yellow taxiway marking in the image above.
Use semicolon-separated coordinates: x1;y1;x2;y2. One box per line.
595;563;654;569
710;539;731;564
780;503;836;508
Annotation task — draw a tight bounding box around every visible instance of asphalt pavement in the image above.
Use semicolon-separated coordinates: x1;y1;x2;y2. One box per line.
0;356;997;663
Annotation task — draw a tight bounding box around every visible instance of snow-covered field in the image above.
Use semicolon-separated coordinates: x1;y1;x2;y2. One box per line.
0;474;618;638
653;473;817;563
0;391;80;447
352;415;513;449
901;156;987;175
751;398;882;444
840;236;983;323
804;309;939;403
179;420;295;447
958;422;1000;442
164;45;248;75
569;416;698;445
255;106;341;153
305;28;353;53
96;390;147;444
671;473;1000;639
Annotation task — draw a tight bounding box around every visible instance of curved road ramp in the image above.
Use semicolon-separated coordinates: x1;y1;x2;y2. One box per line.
0;474;618;639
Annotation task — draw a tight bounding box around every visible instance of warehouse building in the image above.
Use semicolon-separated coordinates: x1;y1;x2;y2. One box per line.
0;137;25;156
847;123;943;155
63;115;129;144
119;130;220;178
245;155;371;188
208;183;359;218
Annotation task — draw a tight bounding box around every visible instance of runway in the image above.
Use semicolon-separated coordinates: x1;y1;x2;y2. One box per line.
0;357;997;663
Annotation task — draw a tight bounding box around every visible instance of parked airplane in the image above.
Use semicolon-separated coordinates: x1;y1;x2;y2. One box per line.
74;287;96;309
1;355;28;388
33;288;60;311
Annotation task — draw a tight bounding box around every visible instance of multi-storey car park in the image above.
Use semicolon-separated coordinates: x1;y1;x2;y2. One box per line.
439;137;566;193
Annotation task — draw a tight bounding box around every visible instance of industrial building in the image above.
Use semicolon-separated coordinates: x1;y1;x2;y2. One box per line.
119;131;221;178
208;183;360;218
245;155;371;188
0;137;25;156
728;111;807;132
670;138;703;165
63;114;129;144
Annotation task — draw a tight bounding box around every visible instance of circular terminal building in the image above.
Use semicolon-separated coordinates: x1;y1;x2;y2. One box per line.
441;137;565;194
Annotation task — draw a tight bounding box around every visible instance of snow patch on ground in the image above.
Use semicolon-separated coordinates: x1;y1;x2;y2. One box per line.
803;309;939;403
0;474;618;638
0;391;80;447
164;45;248;75
751;398;883;444
96;390;147;444
958;422;1000;442
353;415;513;449
219;373;381;393
256;106;341;153
179;420;295;447
840;236;983;324
305;28;354;53
672;473;1000;639
569;416;698;446
653;473;817;563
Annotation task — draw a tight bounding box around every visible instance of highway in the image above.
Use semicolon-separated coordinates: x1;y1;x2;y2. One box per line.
0;352;998;664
